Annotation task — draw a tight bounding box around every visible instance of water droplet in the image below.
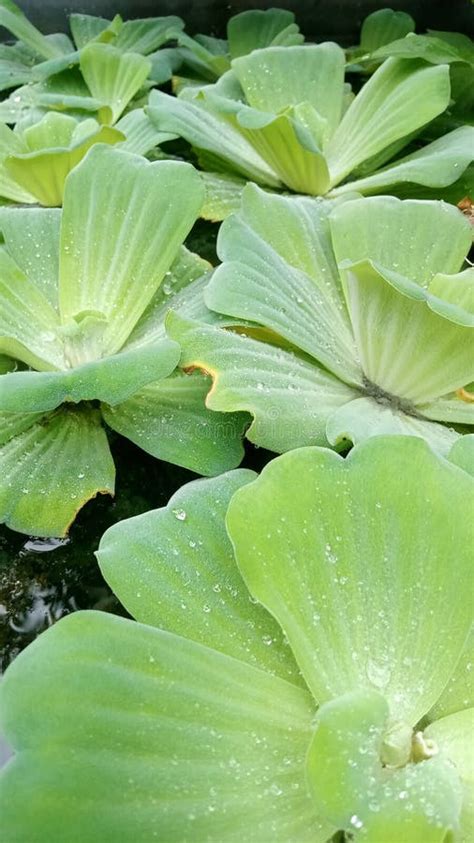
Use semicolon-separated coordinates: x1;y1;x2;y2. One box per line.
172;509;187;521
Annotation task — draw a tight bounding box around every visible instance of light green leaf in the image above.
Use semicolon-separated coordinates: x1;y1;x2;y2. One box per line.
227;436;474;724
0;246;64;370
447;435;474;476
147;90;281;186
98;469;302;686
79;43;151;122
339;260;474;403
326;396;462;456
69;12;114;48
373;32;474;65
359;9;415;53
425;709;474;843
331;194;472;285
113;16;184;54
306;689;463;842
115;108;175;155
4;119;124;207
147;46;182;84
0;610;329;842
58;146;204;357
206;210;360;384
0;339;180;414
419;391;474;426
0;408;44;446
102;369;248;475
0;0;62;60
200;170;248;221
0;206;60;306
334;127;474;196
167;313;359;453
228;9;303;59
232;44;345;141
0;56;31;91
326;59;451;187
427;628;473;722
0;407;114;536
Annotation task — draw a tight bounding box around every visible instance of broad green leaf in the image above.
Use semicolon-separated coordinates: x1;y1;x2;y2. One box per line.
147;46;182;84
79;43;151;122
334;127;474;196
447;435;474;476
419;391;474;425
339;260;474;403
200;170;247;221
69;13;114;48
330;194;472;285
232;44;345;140
0;408;44;446
429;269;474;312
235;106;330;195
306;689;463;842
0;246;64;370
206;212;360;384
0;407;114;536
115;108;175;155
0;206;60;306
373;32;474;65
102;369;248;476
0;56;31;91
326;396;461;456
227;437;474;724
326;59;451;186
113;16;184;54
427;627;473;723
359;9;415;53
59;146;204;357
0;339;180;414
228;9;303;59
0;610;329;842
30;50;81;83
4;121;124;207
98;470;302;686
147;90;281;186
425;709;474;843
167;313;359;453
0;0;62;60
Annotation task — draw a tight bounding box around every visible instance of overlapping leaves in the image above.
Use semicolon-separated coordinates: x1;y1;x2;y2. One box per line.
0;437;472;841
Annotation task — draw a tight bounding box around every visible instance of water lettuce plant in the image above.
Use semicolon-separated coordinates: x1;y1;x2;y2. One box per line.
169;186;474;456
0;436;472;841
0;145;247;537
148;43;474;215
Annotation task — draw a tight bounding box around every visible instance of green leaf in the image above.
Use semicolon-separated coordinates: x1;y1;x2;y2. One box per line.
427;628;473;722
98;469;302;686
326;396;462;456
226;436;474;724
0;407;114;536
338;259;474;403
330;194;472;285
115;108;175;155
0;408;44;446
206;200;360;384
334;127;474;196
419;391;474;426
200;170;248;221
359;9;415;53
168;312;358;452
306;689;463;842
0;206;60;306
447;434;474;476
69;13;113;49
0;246;64;370
113;16;184;54
0;610;329;842
4;117;124;207
0;0;62;60
102;369;248;475
58;145;204;357
232;44;345;140
147;90;281;187
79;43;151;122
227;9;303;59
425;709;474;843
326;59;451;187
0;339;180;413
373;32;474;65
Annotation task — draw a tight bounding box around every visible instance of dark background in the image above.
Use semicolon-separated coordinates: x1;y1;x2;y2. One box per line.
13;1;474;41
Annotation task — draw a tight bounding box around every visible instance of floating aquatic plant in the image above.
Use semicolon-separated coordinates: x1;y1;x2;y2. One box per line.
148;43;474;217
168;186;474;456
0;145;247;537
0;437;472;841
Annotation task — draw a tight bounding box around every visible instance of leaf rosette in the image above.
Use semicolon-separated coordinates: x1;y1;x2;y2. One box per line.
168;185;474;456
0;436;472;841
0;145;247;537
147;42;474;218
